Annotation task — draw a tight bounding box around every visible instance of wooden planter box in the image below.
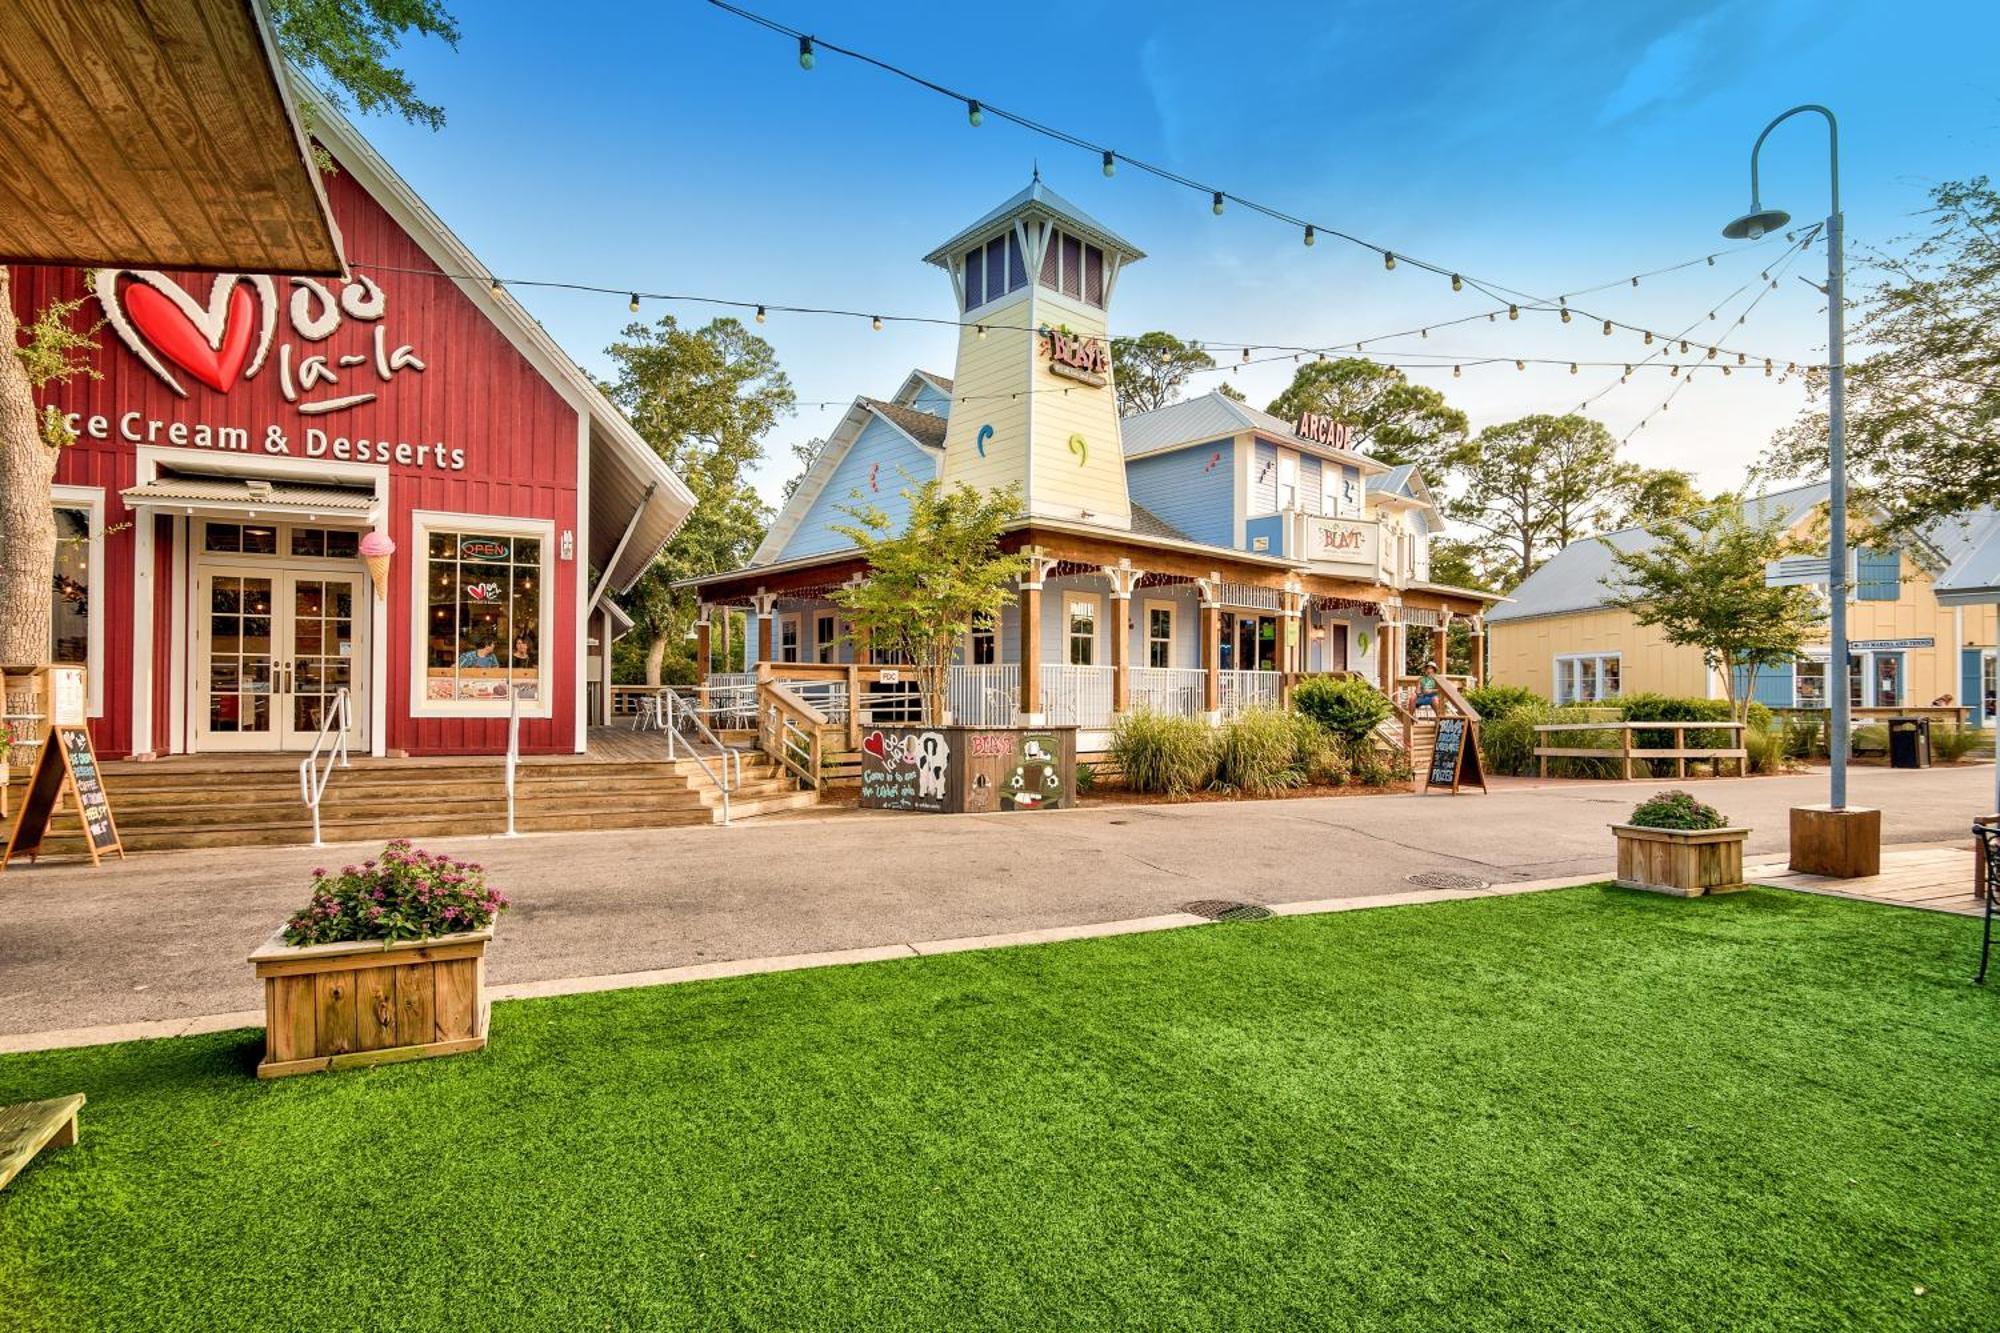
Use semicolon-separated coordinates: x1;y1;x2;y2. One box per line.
1612;824;1750;896
249;927;492;1079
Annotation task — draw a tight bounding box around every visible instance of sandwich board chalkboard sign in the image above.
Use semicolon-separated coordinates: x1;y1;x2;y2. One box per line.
1424;715;1487;795
3;723;123;868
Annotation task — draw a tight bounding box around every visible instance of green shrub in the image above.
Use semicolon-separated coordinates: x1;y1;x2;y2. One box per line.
1851;722;1889;756
1478;703;1547;776
1933;724;1982;763
1627;790;1729;831
1744;727;1784;774
1075;762;1097;793
1619;693;1736;752
1781;713;1825;758
1305;734;1352;787
1746;700;1774;735
1111;712;1216;796
1214;708;1312;794
1349;736;1413;788
1290;675;1392;743
1479;703;1625;778
1463;684;1542;721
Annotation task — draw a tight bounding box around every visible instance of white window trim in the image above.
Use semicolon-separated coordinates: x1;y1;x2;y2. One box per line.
49;485;106;717
1553;651;1622;705
1065;592;1103;667
777;612;802;664
408;509;556;720
1143;598;1177;670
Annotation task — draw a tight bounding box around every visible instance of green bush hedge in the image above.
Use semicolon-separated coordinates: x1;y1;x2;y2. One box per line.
1628;789;1730;831
1213;709;1318;794
1290;676;1392;743
1110;712;1216;796
1463;684;1542;721
1478;702;1627;778
1933;724;1983;762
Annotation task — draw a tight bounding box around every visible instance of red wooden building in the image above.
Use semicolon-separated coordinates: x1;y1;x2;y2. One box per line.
13;99;691;759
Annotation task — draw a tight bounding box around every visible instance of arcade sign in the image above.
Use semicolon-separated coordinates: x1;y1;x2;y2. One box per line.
1293;412;1354;450
1040;325;1109;387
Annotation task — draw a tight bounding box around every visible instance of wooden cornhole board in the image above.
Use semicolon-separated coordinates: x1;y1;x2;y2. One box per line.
0;1093;85;1191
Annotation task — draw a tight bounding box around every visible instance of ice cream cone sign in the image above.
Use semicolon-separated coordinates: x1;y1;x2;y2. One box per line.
359;531;395;599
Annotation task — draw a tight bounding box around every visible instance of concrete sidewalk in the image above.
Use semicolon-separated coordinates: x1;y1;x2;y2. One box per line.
0;762;1988;1042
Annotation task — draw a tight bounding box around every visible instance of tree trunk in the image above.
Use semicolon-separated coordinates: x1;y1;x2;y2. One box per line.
0;268;59;667
644;635;667;687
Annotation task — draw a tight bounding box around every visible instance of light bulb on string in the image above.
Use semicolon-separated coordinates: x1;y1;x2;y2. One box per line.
1707;347;1717;359
1487;312;1496;323
1670;365;1680;377
1450;274;1462;292
1452;365;1461;378
755;305;766;323
1706;255;1715;266
1631;276;1640;288
1508;304;1519;321
1383;252;1396;271
1102;150;1115;178
797;36;815;69
1212;191;1225;216
1420;327;1428;339
627;293;639;314
1515;359;1525;371
1737;352;1746;365
1569;362;1578;375
1679;340;1689;353
1722;365;1732;376
966;99;982;127
975;325;985;340
1560;304;1571;324
1241;347;1251;363
1764;359;1773;376
1602;320;1612;336
1708;311;1717;321
489;277;503;299
1304;225;1315;247
1787;361;1798;373
871;315;882;331
1643;331;1654;345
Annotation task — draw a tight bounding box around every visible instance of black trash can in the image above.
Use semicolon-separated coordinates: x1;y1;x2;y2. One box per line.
1888;716;1932;769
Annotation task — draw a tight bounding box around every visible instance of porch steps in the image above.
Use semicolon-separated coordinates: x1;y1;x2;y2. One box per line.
9;751;816;856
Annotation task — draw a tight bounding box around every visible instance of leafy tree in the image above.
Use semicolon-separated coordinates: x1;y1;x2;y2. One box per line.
1444;414;1621;589
269;0;461;130
1614;466;1712;528
1110;331;1215;416
1;2;460;665
1606;505;1823;723
1763;178;2000;540
1265;358;1470;474
1215;380;1247;402
601;316;794;685
1425;537;1498;593
781;435;829;501
831;480;1028;724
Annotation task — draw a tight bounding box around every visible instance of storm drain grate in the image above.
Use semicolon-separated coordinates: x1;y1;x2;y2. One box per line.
1182;899;1274;923
1404;871;1491;891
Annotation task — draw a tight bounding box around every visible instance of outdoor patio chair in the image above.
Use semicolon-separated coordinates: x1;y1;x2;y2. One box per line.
631;691;668;732
1975;823;2000;985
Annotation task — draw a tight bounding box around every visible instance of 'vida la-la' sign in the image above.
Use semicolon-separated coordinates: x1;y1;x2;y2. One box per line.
1041;326;1110;387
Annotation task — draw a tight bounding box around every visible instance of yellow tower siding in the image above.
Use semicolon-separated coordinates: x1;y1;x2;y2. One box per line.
938;294;1033;499
1488;608;1714;699
1027;288;1130;526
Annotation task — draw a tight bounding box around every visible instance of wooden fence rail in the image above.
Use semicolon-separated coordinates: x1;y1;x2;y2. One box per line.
1534;720;1748;780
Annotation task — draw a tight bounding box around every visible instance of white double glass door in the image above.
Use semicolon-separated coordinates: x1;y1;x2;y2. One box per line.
196;567;366;751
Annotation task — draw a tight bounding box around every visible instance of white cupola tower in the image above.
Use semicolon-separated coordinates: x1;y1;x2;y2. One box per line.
923;176;1144;529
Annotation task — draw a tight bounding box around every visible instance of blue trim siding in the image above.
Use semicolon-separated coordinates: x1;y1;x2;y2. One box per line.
1856;547;1901;600
776;414;937;561
909;380;952;416
1125;438;1235;547
1965;648;1985;729
1732;661;1795;708
1245;513;1287;557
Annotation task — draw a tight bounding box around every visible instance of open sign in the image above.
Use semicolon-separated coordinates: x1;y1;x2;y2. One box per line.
458;537;509;561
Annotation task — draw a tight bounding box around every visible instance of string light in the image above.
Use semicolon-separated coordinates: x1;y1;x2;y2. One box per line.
1102;150;1115;177
1212;191;1225;216
1559;303;1571;323
1765;359;1773;376
1453;365;1461;378
966;99;982;127
628;293;640;314
797;35;814;69
1304;225;1315;247
1631;276;1639;288
1515;359;1525;371
755;304;767;323
1569;362;1579;375
1707;346;1718;359
1737;352;1747;365
1722;364;1732;376
871;315;882;331
1670;365;1680;377
1508;304;1519;320
1241;347;1251;362
1679;340;1690;353
975;324;985;339
1451;274;1463;292
1602;319;1612;335
489;277;502;299
1383;251;1396;271
1644;331;1654;345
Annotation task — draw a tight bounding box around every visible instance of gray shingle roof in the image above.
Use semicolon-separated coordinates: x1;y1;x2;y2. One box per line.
1487;482;1832;623
861;397;947;449
1129;502;1191;542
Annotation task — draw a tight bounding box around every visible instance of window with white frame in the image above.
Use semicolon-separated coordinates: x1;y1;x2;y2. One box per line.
1795;656;1826;708
415;515;552;715
1276;452;1297;511
778;615;800;663
1553;652;1621;704
48;488;104;714
1066;598;1098;666
1145;604;1175;669
962;231;1028;311
968;611;997;666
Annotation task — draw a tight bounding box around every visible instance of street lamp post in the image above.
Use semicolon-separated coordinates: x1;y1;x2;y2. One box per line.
1724;105;1877;874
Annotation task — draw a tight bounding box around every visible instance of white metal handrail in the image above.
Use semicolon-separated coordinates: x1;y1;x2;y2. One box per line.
297;687;351;848
665;688;740;824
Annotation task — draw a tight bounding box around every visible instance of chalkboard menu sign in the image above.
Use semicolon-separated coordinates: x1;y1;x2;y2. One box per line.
1424;715;1486;795
2;724;124;868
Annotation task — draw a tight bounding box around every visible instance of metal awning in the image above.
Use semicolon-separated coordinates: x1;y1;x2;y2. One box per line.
0;0;344;275
120;474;377;521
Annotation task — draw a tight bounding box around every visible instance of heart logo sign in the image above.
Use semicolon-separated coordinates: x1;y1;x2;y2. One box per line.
95;270;277;399
862;730;888;760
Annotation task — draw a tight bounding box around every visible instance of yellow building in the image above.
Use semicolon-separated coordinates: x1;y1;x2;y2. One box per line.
1487;484;2000;728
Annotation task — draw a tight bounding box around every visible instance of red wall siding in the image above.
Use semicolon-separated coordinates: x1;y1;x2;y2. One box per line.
12;165;583;757
152;514;175;754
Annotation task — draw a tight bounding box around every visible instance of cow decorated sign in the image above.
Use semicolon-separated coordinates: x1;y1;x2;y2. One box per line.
858;726;1078;814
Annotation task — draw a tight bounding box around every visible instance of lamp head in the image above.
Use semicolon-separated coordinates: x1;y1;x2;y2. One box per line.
1723;204;1791;241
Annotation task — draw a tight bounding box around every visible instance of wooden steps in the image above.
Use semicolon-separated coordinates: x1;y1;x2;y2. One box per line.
10;749;816;856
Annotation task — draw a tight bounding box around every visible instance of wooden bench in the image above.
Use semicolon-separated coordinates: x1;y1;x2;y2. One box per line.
0;1093;85;1191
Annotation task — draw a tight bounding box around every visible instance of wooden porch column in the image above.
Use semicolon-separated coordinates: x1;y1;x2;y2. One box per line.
1018;574;1044;721
752;590;776;666
1200;580;1221;719
1280;587;1303;706
1104;563;1141;717
1470;617;1486;687
717;607;733;672
1377;619;1395;691
694;611;712;707
1434;614;1451;676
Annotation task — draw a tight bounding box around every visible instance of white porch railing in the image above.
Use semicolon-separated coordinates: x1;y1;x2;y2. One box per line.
705;672;758;729
1040;664;1114;728
949;664;1019;725
1218;670;1282;717
296;687;351;848
1128;667;1206;717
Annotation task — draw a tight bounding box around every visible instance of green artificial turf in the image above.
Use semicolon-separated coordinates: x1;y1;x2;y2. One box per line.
3;886;1998;1331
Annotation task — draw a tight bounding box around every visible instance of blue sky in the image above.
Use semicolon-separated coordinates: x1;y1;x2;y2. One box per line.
352;1;1999;508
